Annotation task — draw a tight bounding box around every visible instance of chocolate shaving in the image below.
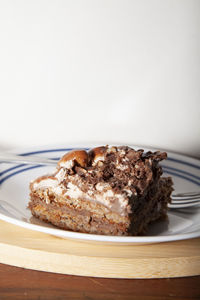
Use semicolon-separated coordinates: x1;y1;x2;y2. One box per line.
67;146;168;196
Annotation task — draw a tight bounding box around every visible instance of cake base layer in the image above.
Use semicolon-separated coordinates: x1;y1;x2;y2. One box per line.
29;177;172;236
29;195;129;235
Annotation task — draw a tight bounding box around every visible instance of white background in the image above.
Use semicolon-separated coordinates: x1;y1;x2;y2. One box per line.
0;0;199;157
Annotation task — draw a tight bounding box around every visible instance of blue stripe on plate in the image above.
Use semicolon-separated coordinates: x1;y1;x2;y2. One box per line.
20;149;200;170
20;148;78;156
162;166;200;181
0;148;89;177
167;157;200;170
163;170;200;186
0;164;200;187
0;148;90;183
0;148;199;185
0;158;59;177
0;164;26;177
0;165;43;184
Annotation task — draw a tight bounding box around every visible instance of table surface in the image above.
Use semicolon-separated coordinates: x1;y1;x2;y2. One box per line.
0;264;199;300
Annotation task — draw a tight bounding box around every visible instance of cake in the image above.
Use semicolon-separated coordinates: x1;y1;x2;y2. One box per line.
28;146;173;236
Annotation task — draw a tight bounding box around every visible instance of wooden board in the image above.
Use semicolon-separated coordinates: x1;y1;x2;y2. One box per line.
0;220;200;279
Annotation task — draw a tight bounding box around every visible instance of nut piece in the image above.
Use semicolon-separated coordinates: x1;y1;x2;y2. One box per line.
58;150;88;168
107;146;117;154
88;146;107;165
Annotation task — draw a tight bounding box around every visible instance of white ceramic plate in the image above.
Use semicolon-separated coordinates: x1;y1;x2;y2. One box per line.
0;144;200;245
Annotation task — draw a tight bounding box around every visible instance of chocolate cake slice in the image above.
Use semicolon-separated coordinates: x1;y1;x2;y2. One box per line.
29;146;173;236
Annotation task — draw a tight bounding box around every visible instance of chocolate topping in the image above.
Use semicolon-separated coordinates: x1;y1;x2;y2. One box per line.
58;146;167;197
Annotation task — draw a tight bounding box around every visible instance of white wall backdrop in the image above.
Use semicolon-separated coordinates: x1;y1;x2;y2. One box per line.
0;0;200;157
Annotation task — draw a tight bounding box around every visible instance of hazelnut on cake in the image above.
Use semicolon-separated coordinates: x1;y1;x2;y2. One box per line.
28;146;173;236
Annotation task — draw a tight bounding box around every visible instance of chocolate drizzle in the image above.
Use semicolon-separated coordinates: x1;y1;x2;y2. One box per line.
62;146;167;198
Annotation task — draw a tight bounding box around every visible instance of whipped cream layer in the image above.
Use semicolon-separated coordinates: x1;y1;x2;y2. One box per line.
31;146;167;216
32;167;131;215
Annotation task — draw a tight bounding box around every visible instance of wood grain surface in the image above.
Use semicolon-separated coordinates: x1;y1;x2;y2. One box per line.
0;220;200;278
0;263;200;300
